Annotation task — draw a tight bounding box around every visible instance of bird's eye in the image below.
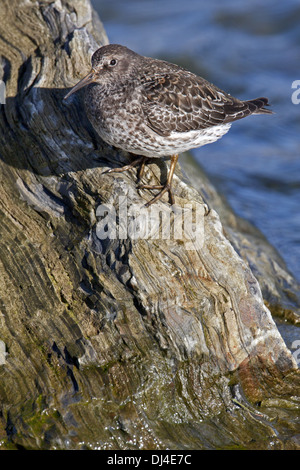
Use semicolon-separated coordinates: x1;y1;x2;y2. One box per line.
109;59;117;66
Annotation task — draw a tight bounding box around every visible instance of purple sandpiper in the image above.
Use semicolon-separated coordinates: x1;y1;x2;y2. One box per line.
64;44;272;206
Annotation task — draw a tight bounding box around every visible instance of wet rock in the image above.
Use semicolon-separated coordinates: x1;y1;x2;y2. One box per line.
0;0;299;450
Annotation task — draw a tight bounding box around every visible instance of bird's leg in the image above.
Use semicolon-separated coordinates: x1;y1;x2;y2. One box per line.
103;156;147;174
104;154;179;207
138;154;179;207
137;157;149;182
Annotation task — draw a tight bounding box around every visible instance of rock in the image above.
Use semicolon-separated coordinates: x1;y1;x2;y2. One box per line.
180;153;300;324
0;0;299;450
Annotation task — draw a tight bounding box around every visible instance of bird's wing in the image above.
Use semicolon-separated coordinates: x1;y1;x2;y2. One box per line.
140;71;263;136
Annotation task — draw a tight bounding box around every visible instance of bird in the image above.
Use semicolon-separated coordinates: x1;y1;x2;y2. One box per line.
64;44;272;207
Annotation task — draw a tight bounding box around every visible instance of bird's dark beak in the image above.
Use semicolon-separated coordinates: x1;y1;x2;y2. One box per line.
64;70;96;100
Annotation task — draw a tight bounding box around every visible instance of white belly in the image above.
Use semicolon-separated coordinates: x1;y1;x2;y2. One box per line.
98;121;232;158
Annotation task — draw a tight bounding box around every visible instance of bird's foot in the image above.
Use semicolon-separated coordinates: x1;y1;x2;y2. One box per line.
103;154;178;208
137;183;175;207
102;156;148;175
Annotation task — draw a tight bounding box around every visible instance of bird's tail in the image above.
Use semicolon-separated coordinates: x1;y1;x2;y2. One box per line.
223;96;273;124
245;97;273;115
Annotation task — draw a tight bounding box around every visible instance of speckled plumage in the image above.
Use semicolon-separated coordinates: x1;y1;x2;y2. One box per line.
64;44;272;205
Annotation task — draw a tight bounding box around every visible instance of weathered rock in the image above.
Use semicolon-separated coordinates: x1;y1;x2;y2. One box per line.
0;0;299;450
180;154;300;325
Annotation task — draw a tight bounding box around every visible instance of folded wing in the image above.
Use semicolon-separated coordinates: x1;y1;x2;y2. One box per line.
140;70;272;137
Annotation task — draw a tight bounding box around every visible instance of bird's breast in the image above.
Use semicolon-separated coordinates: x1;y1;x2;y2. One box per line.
84;84;147;150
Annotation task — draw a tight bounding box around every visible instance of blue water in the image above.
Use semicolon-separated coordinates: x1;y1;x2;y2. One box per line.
92;0;300;282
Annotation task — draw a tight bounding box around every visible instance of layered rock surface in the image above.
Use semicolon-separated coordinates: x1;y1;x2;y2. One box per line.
0;0;299;450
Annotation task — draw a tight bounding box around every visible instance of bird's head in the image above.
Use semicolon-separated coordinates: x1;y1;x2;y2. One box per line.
64;44;139;100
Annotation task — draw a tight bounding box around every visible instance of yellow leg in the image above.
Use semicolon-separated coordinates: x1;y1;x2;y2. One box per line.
104;154;179;207
103;156;147;174
138;154;179;207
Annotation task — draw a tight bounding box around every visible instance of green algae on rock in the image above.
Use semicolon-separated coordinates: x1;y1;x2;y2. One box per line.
0;0;299;451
